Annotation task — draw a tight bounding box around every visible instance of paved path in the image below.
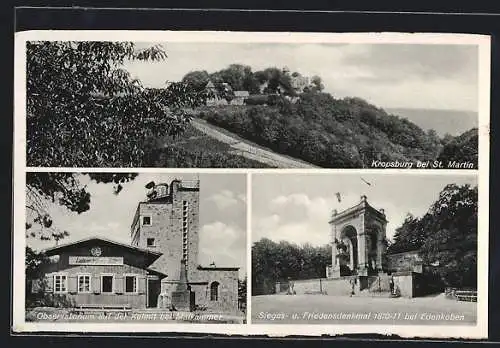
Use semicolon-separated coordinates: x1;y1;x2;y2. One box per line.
251;294;476;325
191;119;319;168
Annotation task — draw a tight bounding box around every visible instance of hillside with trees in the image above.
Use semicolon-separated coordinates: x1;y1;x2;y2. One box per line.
197;92;445;168
437;128;479;167
183;64;323;97
183;64;478;169
387;183;478;288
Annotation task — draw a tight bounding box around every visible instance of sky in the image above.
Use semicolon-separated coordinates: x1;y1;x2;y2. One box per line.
252;173;478;246
125;42;479;112
26;173;247;276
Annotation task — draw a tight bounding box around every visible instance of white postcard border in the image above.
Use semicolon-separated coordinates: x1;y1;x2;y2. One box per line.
13;30;491;339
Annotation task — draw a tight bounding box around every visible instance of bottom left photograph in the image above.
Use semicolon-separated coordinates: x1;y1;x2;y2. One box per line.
23;172;247;324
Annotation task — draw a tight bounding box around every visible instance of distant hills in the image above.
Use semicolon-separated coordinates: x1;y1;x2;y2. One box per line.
385;108;478;137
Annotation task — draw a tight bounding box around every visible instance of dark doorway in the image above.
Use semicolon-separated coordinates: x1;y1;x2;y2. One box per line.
148;279;161;308
102;275;113;293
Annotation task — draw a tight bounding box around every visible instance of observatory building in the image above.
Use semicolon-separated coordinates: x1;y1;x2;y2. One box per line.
31;179;239;313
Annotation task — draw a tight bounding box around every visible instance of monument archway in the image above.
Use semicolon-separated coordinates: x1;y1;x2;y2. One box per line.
329;195;388;278
338;225;358;275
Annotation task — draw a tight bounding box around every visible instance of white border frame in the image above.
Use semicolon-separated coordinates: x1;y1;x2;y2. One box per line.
13;30;490;339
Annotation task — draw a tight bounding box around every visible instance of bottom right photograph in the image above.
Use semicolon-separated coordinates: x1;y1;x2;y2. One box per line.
251;172;479;325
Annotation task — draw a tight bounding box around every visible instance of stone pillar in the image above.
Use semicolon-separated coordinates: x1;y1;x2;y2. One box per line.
378;223;387;272
170;259;195;311
331;226;337;271
376;235;384;273
347;239;354;270
357;233;368;276
357;214;368;276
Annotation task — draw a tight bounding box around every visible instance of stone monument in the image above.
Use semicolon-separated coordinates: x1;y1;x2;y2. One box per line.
170;259;195;311
328;195;388;278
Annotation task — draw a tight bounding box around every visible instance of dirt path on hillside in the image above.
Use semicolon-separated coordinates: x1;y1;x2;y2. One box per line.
191;119;319;168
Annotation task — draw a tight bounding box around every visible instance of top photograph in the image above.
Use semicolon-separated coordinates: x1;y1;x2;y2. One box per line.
18;31;489;169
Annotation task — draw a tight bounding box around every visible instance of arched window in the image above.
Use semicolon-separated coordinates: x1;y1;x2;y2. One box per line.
210;281;219;301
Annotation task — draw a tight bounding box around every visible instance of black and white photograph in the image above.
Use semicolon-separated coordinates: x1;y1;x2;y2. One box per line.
251;173;479;325
24;33;485;169
23;172;247;323
13;30;490;338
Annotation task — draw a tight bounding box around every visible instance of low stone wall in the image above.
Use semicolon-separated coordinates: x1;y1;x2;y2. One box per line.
276;276;361;296
367;274;391;293
290;278;323;294
275;272;432;298
392;271;419;298
321;278;353;296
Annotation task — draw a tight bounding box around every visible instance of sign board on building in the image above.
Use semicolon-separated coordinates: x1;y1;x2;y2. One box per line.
69;256;124;265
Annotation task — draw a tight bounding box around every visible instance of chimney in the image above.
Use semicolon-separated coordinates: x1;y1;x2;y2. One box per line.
361;195;367;202
379;208;385;215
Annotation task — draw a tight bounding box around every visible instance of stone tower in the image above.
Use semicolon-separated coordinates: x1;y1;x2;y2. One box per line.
130;179;200;291
328;195;388;278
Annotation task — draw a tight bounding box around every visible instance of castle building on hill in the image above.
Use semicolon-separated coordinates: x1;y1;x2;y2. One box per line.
31;179;239;313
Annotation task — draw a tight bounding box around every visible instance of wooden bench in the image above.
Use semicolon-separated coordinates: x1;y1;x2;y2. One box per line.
72;304;132;315
455;290;477;302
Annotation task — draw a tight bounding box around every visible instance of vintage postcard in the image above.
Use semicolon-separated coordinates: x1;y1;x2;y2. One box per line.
21;172;247;324
13;30;490;338
252;172;479;326
19;32;488;170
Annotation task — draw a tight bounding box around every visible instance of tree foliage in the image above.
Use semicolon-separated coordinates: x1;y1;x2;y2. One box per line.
309;75;325;92
386;213;426;254
437;128;478;168
26;246;50;281
182;65;315;97
26;172;138;240
252;238;331;295
182;70;211;91
27;41;209;167
388;184;478;288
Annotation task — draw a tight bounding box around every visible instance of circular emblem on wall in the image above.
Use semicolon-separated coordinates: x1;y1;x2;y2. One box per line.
90;246;102;257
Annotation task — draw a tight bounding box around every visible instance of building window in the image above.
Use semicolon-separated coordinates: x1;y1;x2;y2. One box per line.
78;275;91;293
210;281;219;301
147;238;156;247
142;215;152;226
101;275;114;293
125;275;137;293
54;274;67;293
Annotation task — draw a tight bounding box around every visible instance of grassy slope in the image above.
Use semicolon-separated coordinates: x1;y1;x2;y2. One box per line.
148;123;273;168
